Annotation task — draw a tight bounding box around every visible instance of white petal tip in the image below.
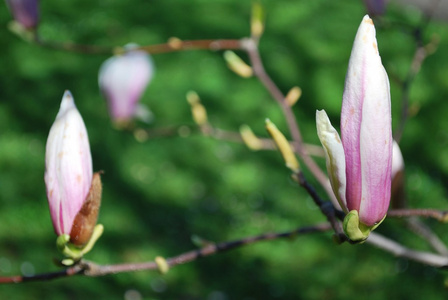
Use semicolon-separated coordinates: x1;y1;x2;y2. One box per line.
363;15;373;23
58;91;77;117
63;90;73;99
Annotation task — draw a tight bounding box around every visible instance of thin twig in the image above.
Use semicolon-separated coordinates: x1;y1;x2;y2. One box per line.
201;124;325;157
406;217;448;256
32;34;243;55
367;232;448;267
241;38;337;205
134;124;325;156
393;13;439;143
388;208;448;222
293;172;346;243
137;39;243;54
241;38;302;146
0;223;332;283
88;223;331;276
0;264;83;283
389;170;448;255
33;35;113;55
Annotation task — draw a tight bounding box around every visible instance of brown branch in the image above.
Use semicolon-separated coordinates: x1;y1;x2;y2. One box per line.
134;124;325;157
137;39;242;54
200;124;325;157
33;35;114;55
241;38;337;205
31;33;242;55
388;208;448;222
367;232;448;268
406;217;448;256
0;223;331;283
292;172;346;243
0;264;83;283
393;17;439;143
242;38;302;146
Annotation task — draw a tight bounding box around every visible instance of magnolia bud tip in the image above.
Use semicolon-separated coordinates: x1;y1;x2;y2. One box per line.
363;15;373;24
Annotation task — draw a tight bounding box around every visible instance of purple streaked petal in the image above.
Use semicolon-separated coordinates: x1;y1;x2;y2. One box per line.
5;0;39;29
358;63;392;225
341;17;376;212
341;15;392;226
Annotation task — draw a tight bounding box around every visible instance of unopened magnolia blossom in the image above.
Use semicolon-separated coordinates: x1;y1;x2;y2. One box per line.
45;91;93;237
5;0;39;29
316;15;392;241
98;46;154;123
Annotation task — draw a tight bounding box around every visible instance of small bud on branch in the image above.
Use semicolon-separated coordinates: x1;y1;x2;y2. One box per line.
265;119;300;173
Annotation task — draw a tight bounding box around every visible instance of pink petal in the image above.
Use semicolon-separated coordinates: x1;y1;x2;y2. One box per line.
341;15;392;226
45;91;93;235
98;47;154;122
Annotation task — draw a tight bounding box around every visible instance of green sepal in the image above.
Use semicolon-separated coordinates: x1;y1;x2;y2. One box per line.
343;210;386;243
61;258;75;266
56;224;104;265
7;21;36;43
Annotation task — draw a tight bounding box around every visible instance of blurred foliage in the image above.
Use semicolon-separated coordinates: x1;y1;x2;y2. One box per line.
1;0;448;299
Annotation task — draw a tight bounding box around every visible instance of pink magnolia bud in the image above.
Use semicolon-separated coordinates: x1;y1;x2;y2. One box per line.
45;91;93;237
341;15;392;226
317;15;392;240
5;0;39;29
98;46;154;123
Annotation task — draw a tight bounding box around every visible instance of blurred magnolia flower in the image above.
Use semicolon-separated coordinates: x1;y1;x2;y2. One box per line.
394;0;448;21
392;141;404;180
316;15;392;241
363;0;386;17
391;140;406;209
5;0;39;29
98;46;155;124
45;91;93;238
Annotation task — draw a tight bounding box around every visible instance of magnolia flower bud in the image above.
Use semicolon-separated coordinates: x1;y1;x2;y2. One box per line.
390;140;406;209
5;0;39;29
391;141;404;180
316;15;392;241
45;91;93;240
98;46;154;124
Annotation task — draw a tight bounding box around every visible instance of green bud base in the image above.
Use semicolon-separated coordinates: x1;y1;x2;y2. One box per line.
343;211;385;243
56;224;104;266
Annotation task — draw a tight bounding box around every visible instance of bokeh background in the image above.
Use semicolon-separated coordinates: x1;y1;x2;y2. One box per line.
1;0;448;299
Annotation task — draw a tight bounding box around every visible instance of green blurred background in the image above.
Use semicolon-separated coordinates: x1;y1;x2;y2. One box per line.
1;0;448;299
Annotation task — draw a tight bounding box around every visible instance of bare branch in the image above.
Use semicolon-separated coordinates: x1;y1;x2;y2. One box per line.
393;19;439;142
292;172;346;243
388;209;448;222
241;38;337;205
133;124;325;157
0;223;331;283
406;217;448;256
367;232;448;268
137;39;243;54
0;264;83;283
27;32;243;55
